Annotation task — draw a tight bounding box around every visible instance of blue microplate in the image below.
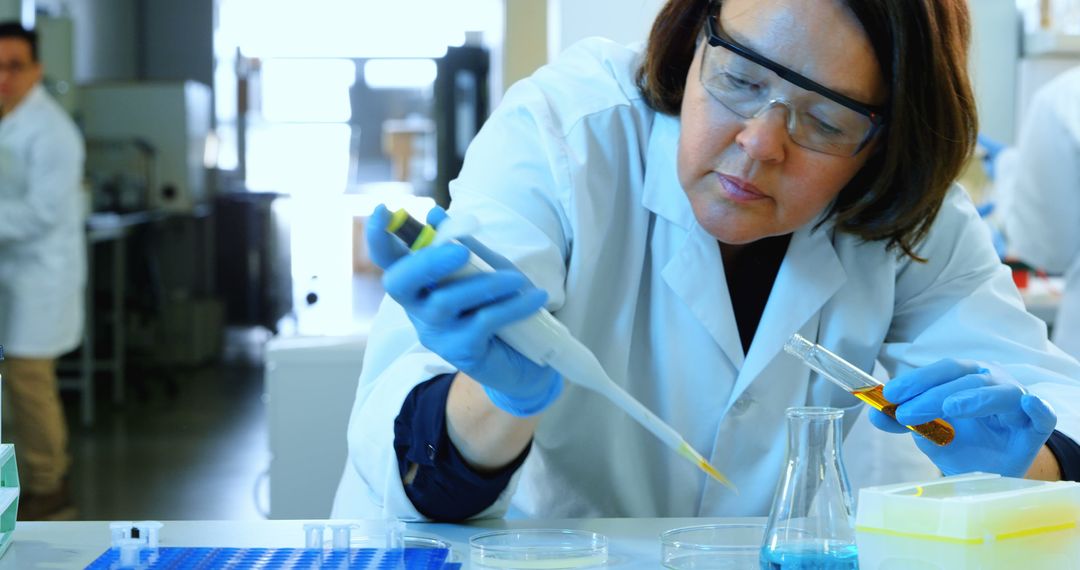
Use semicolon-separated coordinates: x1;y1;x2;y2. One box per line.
85;547;462;569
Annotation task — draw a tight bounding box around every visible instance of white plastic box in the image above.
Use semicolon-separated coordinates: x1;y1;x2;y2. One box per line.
855;473;1080;570
265;334;367;519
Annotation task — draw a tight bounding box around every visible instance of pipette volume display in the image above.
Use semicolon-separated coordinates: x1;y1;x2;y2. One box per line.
784;334;955;446
383;209;737;490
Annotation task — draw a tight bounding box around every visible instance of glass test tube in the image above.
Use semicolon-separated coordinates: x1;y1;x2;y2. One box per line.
784;334;955;446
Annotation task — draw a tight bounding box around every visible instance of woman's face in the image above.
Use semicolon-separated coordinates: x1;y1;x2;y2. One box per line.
677;0;887;245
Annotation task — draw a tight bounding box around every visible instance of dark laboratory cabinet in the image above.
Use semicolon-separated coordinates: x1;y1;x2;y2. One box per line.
434;44;490;208
214;192;293;331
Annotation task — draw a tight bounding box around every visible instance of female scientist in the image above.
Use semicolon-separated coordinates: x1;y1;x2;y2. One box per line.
333;0;1080;520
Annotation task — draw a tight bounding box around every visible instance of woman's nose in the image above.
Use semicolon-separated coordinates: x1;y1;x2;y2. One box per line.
734;104;790;163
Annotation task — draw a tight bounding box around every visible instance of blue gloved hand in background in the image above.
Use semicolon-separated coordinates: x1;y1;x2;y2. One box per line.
366;204;562;416
974;202;1008;260
977;133;1006;181
869;359;1057;477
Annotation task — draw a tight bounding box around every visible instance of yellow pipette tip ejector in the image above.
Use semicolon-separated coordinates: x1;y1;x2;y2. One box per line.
676;441;738;494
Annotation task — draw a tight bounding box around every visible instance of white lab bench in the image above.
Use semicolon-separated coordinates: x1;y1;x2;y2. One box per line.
1;517;757;568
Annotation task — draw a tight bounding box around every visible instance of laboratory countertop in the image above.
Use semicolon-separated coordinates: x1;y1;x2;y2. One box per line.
3;517;761;568
1021;275;1064;326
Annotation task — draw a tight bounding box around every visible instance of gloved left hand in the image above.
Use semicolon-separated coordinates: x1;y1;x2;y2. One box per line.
868;359;1057;477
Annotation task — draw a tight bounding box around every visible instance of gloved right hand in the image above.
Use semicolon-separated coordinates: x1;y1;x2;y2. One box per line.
366;204;563;416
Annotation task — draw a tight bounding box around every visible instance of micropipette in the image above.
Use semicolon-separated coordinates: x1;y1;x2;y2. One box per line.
384;209;736;491
784;333;955;446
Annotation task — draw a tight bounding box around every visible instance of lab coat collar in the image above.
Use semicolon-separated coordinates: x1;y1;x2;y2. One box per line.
644;111;847;397
0;84;45;126
641;112;696;230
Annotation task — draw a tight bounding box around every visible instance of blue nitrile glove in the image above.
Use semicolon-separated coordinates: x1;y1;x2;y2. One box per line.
990;226;1007;260
869;359;1057;477
977;134;1006;181
974;203;1008;260
367;204;562;416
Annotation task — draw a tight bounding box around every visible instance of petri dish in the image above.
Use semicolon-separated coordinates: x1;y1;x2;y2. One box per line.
402;535;451;550
470;529;608;569
403;535;461;563
660;523;765;570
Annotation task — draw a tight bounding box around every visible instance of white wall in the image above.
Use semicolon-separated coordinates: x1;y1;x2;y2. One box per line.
0;0;17;19
968;0;1021;143
500;0;664;94
0;0;31;25
546;0;665;60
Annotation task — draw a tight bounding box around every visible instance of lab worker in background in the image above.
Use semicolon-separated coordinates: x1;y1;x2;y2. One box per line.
334;0;1080;521
993;66;1080;361
0;22;85;520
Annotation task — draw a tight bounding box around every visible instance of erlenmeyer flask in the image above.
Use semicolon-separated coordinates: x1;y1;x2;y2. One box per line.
760;407;857;569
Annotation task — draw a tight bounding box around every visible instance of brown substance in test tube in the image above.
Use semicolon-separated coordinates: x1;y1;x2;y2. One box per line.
852;385;956;446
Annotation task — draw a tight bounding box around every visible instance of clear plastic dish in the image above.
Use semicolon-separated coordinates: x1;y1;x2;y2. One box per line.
470;529;608;569
404;535;461;563
660;523;766;569
402;534;451;550
343;531;460;561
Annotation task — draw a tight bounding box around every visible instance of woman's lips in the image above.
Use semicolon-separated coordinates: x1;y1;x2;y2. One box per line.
716;173;768;202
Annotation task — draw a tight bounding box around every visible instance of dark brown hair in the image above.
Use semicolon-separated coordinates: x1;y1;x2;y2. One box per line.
0;22;37;62
636;0;978;259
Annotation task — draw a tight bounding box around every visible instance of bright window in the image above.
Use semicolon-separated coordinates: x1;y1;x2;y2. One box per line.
362;59;438;90
261;59;356;122
219;0;500;59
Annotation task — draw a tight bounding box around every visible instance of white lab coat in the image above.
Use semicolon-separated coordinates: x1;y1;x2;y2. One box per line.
333;39;1080;520
999;67;1080;361
0;85;86;357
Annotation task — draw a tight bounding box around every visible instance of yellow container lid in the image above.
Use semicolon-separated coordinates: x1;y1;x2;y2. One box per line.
855;473;1080;544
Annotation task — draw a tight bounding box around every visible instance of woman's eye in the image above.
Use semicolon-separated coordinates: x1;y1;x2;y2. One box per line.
810;115;844;137
721;72;760;92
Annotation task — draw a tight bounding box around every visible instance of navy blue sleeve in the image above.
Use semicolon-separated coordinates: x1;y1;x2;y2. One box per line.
1046;430;1080;482
394;374;530;521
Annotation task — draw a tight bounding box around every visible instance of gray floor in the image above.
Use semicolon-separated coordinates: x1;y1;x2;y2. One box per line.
63;272;387;522
65;328;271;521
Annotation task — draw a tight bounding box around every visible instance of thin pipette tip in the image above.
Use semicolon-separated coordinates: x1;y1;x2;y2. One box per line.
676;441;738;494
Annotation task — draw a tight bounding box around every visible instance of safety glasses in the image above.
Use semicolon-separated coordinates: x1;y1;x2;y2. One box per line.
701;2;886;157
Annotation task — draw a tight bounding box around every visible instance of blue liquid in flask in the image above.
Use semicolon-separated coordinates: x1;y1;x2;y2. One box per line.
760;542;858;569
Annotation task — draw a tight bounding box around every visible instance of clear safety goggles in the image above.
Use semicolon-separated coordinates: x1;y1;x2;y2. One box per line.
701;2;886;157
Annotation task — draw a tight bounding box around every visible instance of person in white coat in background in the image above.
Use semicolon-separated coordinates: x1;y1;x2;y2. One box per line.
993;66;1080;362
334;0;1080;521
0;22;85;520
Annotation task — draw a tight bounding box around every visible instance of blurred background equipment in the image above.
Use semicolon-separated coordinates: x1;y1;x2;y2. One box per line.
970;0;1080;144
214;192;292;332
84;139;154;213
81;82;212;213
433;41;489;208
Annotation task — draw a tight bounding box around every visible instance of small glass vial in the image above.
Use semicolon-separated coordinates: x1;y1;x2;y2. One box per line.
760;407;858;569
784;334;955;446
